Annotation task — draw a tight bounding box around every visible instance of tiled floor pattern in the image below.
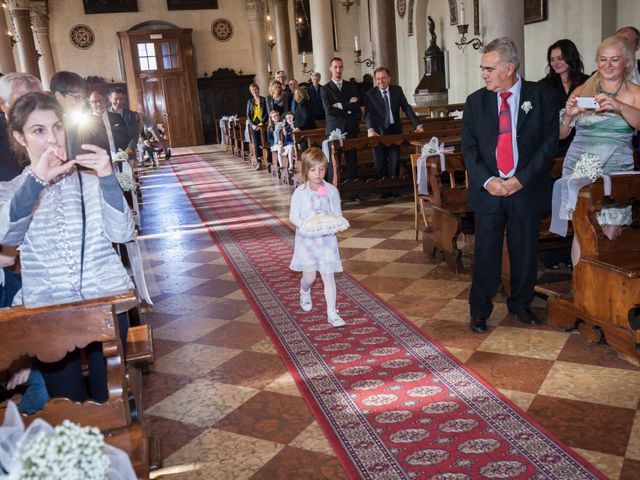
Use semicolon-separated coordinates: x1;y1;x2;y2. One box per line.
141;146;640;480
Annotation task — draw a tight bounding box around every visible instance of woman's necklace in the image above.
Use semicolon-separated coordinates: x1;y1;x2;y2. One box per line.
597;79;625;97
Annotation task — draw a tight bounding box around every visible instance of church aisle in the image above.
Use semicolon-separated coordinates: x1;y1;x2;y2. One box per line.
139;146;640;480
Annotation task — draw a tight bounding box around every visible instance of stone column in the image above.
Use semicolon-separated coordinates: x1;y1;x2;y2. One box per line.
309;0;333;80
480;0;525;76
6;0;38;77
30;1;54;90
271;0;293;78
246;0;269;92
369;0;398;74
0;7;16;74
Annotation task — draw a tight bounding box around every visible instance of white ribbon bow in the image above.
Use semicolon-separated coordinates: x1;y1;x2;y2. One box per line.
219;117;228;144
416;137;455;195
322;129;348;163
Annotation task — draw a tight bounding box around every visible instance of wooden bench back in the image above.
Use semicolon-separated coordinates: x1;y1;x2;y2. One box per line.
0;291;138;431
573;173;640;258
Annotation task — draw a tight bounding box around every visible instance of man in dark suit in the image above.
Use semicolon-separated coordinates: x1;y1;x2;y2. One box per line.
308;72;325;120
364;67;423;186
88;90;131;157
321;57;361;183
108;87;139;151
616;26;640;84
462;37;558;333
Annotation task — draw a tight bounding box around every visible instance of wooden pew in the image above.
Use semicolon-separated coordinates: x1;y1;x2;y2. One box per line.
537;173;640;364
330;128;462;199
0;291;160;478
230;117;248;160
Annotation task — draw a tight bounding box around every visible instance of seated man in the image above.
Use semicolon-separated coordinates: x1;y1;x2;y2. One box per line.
364;67;423;194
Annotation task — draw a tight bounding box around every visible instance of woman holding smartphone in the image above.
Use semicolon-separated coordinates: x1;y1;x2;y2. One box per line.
558;35;640;263
0;92;135;404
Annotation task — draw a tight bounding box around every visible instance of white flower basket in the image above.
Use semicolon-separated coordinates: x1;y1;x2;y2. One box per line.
298;214;350;238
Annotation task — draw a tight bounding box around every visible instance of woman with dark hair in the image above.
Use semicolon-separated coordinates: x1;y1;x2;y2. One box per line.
539;39;589;154
0;92;135;404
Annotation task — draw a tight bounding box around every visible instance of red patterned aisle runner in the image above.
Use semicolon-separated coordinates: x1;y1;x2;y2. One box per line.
170;154;605;480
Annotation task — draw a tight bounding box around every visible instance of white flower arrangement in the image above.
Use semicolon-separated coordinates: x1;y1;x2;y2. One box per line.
299;214;350;238
421;141;438;156
521;101;533;114
572;153;602;182
15;419;109;480
115;149;128;162
116;172;137;191
328;129;348;141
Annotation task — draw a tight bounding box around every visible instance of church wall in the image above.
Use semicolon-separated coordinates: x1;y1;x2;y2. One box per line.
49;0;254;81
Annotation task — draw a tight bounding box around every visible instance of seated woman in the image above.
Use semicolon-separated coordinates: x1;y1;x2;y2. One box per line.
293;87;317;132
0;92;136;404
246;83;269;170
559;35;640;264
539;39;589;156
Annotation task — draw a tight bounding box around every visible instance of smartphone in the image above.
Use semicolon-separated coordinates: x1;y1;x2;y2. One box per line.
575;97;600;109
65;126;92;170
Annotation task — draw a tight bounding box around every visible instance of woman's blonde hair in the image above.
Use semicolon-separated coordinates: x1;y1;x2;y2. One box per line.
269;80;283;98
579;35;636;97
294;86;309;103
300;147;326;184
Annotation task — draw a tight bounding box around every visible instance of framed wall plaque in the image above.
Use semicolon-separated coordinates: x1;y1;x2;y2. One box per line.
525;0;547;24
167;0;218;10
83;0;137;14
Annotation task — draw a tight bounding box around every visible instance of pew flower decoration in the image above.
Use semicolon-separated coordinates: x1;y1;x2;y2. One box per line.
328;129;348;141
15;419;109;480
115;149;129;162
572;153;602;182
521;101;533;114
116;172;137;191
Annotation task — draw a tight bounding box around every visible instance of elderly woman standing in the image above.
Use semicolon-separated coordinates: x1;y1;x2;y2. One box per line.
0;92;135;403
559;35;640;263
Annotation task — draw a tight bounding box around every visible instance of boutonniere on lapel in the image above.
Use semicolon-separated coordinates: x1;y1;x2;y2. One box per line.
521;101;533;114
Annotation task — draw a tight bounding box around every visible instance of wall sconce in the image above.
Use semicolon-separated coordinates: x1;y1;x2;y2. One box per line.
353;36;373;68
301;51;312;74
454;1;483;52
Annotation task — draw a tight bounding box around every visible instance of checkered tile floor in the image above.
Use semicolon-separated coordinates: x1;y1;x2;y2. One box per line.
141;146;640;480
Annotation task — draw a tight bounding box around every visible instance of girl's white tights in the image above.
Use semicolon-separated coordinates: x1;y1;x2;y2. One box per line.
301;271;336;314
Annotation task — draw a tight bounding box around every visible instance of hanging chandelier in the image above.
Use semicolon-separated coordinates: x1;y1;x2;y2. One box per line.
294;0;308;37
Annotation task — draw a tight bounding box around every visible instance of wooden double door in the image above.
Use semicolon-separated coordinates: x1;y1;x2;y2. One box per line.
119;28;203;148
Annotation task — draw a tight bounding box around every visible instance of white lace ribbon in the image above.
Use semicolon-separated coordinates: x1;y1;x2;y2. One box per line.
416;137;455;195
321;129;347;163
124;237;154;305
219;116;228;144
550;174;612;236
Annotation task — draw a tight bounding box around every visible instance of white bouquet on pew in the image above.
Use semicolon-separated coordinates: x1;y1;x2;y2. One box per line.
572;153;602;182
299;213;350;238
0;402;136;479
115;149;129;163
328;129;348;141
116;172;137;192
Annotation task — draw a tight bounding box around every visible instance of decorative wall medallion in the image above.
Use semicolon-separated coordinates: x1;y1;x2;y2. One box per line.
69;24;95;50
397;0;406;18
211;18;233;42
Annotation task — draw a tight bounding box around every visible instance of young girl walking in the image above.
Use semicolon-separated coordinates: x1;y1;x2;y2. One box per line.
289;148;346;328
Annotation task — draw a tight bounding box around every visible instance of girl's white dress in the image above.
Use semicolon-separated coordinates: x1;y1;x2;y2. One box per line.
289;181;343;274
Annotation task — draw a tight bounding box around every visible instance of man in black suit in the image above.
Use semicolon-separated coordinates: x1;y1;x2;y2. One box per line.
88;90;131;158
108;87;139;151
616;26;640;84
462;37;558;333
364;67;423;186
321;57;360;183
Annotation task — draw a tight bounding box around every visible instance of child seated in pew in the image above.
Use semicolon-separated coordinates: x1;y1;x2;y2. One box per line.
0;92;136;406
281;111;296;174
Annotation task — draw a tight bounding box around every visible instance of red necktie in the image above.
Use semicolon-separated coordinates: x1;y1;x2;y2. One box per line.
496;92;513;175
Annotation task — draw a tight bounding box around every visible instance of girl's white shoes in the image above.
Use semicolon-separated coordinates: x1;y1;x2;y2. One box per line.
300;289;312;312
327;312;346;328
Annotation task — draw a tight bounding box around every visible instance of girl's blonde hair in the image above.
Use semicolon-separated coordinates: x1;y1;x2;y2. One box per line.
300;147;326;184
268;109;280;127
579;35;636;97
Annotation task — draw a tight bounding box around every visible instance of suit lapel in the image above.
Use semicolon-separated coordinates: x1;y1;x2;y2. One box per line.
484;89;498;135
516;80;528;132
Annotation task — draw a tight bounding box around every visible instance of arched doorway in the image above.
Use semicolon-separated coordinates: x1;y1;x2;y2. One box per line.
118;21;204;147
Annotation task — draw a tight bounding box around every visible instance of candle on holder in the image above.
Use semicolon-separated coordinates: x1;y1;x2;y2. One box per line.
459;1;466;25
354;35;359;51
302;51;306;64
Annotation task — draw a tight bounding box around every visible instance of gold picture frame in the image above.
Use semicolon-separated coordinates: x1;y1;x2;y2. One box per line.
524;0;546;25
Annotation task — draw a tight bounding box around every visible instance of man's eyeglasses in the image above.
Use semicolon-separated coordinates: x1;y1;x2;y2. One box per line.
65;92;87;103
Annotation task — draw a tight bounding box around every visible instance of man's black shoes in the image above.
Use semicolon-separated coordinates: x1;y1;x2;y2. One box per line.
469;315;487;333
510;308;541;325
